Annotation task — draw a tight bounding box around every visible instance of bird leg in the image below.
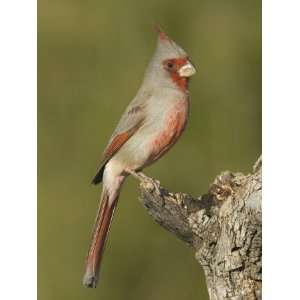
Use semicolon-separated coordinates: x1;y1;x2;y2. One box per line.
125;168;147;181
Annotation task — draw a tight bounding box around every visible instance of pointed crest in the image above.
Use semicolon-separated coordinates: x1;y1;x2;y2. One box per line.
154;25;171;42
153;25;187;60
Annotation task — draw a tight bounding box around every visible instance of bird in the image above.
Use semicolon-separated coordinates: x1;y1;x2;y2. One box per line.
83;27;196;288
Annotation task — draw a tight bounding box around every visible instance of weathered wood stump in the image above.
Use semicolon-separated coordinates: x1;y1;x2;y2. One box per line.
138;157;262;300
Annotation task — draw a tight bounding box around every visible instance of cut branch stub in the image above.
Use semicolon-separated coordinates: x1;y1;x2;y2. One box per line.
138;156;262;300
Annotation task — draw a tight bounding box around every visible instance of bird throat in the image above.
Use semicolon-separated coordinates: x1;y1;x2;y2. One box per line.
171;72;189;92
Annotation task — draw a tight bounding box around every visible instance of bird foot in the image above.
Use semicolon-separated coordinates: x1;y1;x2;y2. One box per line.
125;168;147;181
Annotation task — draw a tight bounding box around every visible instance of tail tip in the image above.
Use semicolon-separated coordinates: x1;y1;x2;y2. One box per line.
83;272;98;288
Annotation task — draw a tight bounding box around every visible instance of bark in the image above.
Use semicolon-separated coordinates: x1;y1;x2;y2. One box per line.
137;157;262;300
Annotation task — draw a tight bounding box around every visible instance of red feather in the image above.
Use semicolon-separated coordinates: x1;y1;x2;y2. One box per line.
163;57;189;91
92;120;144;184
103;132;130;159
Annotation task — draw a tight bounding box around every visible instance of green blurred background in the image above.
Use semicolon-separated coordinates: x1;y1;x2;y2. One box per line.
38;0;261;299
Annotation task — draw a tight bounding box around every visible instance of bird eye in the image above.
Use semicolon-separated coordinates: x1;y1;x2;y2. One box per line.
167;62;174;69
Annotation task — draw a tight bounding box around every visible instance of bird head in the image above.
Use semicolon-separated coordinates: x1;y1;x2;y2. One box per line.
143;27;196;92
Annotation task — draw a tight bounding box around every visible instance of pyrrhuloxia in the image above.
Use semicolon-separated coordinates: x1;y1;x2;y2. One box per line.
83;28;196;288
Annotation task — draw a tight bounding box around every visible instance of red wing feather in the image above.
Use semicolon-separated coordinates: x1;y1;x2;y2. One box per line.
91;132;131;184
103;132;130;159
92;119;144;184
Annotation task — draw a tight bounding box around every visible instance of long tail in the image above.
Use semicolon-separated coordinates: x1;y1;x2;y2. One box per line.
83;186;119;288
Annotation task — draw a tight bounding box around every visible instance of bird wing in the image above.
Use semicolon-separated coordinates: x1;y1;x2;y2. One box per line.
92;94;149;184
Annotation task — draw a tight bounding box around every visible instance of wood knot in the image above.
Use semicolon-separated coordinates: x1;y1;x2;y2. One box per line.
209;171;235;202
